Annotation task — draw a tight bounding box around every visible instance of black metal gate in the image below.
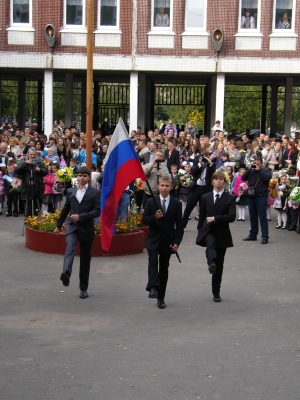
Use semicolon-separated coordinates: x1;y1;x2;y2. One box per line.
97;83;130;127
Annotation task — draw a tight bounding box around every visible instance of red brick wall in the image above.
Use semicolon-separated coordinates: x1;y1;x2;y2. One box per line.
0;0;299;58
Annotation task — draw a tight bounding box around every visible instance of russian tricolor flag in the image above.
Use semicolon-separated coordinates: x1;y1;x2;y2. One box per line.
100;118;147;251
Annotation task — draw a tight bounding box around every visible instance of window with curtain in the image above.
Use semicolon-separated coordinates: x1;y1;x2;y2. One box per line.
66;0;83;26
12;0;30;24
274;0;293;29
185;0;206;29
100;0;117;26
240;0;258;29
153;0;171;28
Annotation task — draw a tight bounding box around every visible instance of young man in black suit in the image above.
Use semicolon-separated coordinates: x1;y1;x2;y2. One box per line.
142;175;184;309
196;171;236;302
54;166;100;299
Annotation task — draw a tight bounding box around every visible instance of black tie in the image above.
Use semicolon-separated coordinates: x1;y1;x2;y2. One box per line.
215;193;220;208
161;199;166;215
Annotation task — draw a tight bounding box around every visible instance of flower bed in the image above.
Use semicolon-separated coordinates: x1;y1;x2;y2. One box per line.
25;227;144;256
24;210;145;256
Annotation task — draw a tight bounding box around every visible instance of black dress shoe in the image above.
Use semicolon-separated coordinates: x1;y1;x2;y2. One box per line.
287;227;296;231
148;288;158;299
208;261;217;274
157;300;166;309
60;272;70;287
243;236;257;241
80;290;88;299
260;238;268;244
275;225;281;229
6;213;12;217
213;294;221;302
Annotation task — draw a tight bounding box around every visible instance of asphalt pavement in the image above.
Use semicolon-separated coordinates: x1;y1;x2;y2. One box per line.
1;206;299;400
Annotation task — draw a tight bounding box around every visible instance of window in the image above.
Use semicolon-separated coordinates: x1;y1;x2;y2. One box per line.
152;0;172;29
185;0;206;30
65;0;84;27
11;0;31;26
99;0;118;27
273;0;295;30
239;0;259;30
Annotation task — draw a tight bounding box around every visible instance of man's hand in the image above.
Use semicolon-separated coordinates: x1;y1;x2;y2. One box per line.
155;209;163;219
35;167;40;172
156;170;162;176
53;227;59;235
70;214;80;222
206;217;214;224
170;244;178;252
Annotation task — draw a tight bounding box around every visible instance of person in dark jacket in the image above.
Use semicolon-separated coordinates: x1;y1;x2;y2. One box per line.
242;157;272;244
15;147;48;216
142;175;184;309
196;170;236;302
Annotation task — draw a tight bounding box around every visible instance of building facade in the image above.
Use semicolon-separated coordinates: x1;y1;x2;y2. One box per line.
0;0;299;135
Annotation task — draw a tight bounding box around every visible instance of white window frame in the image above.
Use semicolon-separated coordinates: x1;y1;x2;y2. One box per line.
184;0;207;32
63;0;86;30
10;0;32;27
272;0;295;33
151;0;173;31
97;0;120;30
238;0;261;33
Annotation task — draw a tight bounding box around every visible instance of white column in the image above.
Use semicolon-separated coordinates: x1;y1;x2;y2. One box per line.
284;77;293;136
210;76;217;134
65;73;73;127
44;69;53;138
129;71;138;133
215;73;225;128
138;74;146;132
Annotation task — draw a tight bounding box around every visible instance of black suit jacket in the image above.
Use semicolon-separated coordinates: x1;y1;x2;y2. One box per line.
164;149;180;172
56;186;100;241
191;160;216;193
142;196;184;254
196;191;236;249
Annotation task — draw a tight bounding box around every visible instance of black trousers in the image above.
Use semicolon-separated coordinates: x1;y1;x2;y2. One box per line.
146;249;171;300
182;185;206;227
7;192;19;213
204;233;227;296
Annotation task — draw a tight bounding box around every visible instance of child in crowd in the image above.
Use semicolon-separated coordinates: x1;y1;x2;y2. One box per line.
170;164;179;198
179;162;193;216
42;165;55;213
4;163;20;217
66;158;78;190
226;165;235;194
52;162;63;210
273;174;288;229
0;164;5;215
233;167;248;221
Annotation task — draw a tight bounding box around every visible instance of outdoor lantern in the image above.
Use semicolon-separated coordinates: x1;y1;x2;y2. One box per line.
44;24;56;47
212;28;224;53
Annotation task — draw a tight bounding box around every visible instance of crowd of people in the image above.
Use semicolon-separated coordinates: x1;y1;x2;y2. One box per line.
1;117;300;305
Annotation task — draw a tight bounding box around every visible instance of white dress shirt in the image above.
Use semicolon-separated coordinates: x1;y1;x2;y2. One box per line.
76;183;88;203
213;189;224;202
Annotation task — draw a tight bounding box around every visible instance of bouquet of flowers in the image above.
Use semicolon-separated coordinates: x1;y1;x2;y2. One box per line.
9;178;21;193
277;183;290;198
56;167;73;183
53;181;65;194
178;169;193;187
236;182;248;203
269;178;278;199
15;154;26;165
288;187;300;209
